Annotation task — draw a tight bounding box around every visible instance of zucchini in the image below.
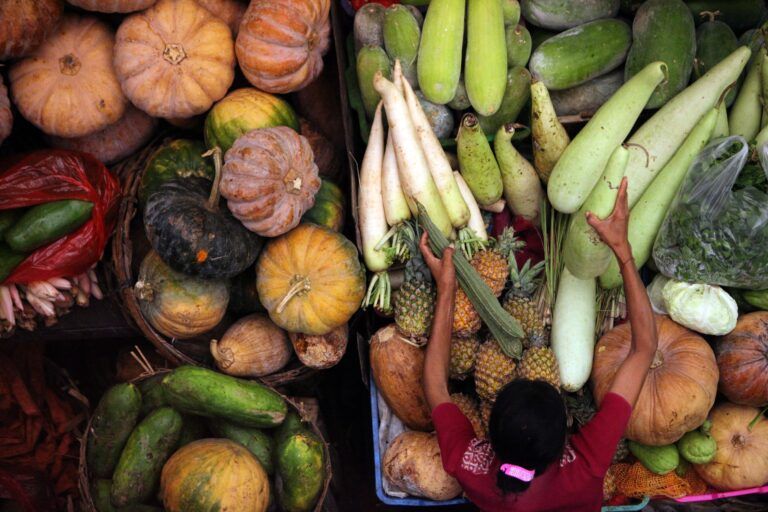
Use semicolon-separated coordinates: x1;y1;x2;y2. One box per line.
418;0;465;104
0;243;25;283
457;114;503;207
353;3;385;53
686;0;768;34
506;24;532;67
0;210;22;239
210;420;275;474
625;0;696;109
162;366;287;428
465;0;507;115
5;200;93;253
110;407;183;508
550;70;623;116
477;66;531;135
357;46;391;119
86;383;142;479
275;412;327;512
383;5;421;86
529;19;631;90
521;0;620;30
694;14;739;105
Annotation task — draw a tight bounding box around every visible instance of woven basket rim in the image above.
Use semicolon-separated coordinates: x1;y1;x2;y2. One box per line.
78;368;333;512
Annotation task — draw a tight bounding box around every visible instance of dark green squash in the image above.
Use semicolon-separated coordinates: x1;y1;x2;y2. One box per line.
301;180;345;232
138;139;215;209
143;149;262;279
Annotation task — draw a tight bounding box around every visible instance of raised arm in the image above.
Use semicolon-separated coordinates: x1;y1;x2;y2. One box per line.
419;231;456;410
586;177;658;407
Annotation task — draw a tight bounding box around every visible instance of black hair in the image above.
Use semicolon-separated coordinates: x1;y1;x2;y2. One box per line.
488;379;568;494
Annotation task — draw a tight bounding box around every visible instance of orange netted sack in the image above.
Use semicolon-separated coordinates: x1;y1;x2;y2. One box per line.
615;462;708;499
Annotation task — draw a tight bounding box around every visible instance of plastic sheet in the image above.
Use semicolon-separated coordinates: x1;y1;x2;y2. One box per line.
0;150;121;285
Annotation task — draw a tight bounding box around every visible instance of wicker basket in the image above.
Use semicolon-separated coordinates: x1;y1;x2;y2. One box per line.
110;138;316;387
79;367;333;512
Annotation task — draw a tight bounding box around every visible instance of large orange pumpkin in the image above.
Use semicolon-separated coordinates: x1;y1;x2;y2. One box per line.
66;0;156;12
9;15;127;138
0;76;11;145
197;0;246;35
256;223;365;335
114;0;235;119
221;127;321;237
717;311;768;407
0;0;63;61
591;315;719;445
236;0;331;93
160;439;270;512
694;402;768;490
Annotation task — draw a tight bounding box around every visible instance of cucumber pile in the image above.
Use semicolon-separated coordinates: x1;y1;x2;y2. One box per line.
86;366;327;512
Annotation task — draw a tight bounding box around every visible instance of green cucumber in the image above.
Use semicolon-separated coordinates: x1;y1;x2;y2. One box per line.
137;374;167;416
0;210;22;239
520;0;620;30
92;479;117;512
357;46;391;119
695;14;739;105
465;0;507;115
354;3;385;52
503;0;521;25
383;5;421;86
0;243;25;283
161;366;287;428
506;24;532;67
457;114;503;206
418;0;466;104
686;0;768;34
210;421;275;474
86;383;142;479
477;66;531;135
549;69;623;116
275;412;326;512
5;200;93;253
178;414;207;447
529;19;631;90
625;0;696;110
110;407;182;508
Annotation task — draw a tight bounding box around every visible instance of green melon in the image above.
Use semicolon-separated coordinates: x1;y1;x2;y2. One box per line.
138;139;214;209
204;88;300;153
301;180;345;232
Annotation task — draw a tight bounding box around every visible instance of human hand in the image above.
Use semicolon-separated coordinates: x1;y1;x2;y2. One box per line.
419;231;456;295
586;177;632;262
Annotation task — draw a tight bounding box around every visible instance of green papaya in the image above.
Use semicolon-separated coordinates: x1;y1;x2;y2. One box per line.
275;412;327;512
520;0;620;30
86;383;142;479
628;441;680;475
695;13;739;105
210;420;275;474
506;24;532;67
137;374;167;416
686;0;768;34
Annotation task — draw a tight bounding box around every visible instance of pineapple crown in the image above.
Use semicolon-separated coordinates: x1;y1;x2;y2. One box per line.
403;220;432;284
496;227;526;261
508;257;544;298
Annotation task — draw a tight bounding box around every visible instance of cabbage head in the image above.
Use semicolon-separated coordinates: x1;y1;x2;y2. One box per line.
662;280;738;335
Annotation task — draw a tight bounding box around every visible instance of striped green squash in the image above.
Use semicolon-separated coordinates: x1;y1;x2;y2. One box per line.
302;180;345;232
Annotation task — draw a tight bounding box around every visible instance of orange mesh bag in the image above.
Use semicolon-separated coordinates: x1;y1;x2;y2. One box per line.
615;462;697;499
604;463;631;501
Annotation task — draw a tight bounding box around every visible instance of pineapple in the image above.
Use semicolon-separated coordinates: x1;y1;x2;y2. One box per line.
503;258;547;348
518;346;560;389
565;389;596;429
480;400;493;437
474;339;517;402
394;227;435;341
451;393;485;438
449;335;480;379
469;228;524;297
452;287;481;337
612;438;629;464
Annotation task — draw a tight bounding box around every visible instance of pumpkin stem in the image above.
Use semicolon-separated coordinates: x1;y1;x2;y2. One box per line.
134;280;154;302
748;406;768;431
276;277;311;314
203;147;223;209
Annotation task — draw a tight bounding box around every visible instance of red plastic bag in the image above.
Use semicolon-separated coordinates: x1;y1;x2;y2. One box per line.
0;150;121;285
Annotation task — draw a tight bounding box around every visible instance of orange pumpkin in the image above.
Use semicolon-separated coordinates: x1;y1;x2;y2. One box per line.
256;223;365;335
717;311;768;407
221;127;321;237
236;0;331;93
66;0;156;12
49;104;157;165
0;76;11;145
694;402;768;490
114;0;235;119
591;315;719;445
196;0;246;35
9;15;127;138
0;0;63;61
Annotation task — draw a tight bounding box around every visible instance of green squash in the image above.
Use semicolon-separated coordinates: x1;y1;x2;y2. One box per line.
301;180;345;232
678;420;717;464
138;139;214;209
628;440;680;475
275;412;326;512
204;88;300;153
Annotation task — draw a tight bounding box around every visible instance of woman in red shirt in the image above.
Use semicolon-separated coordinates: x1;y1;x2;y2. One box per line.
419;178;658;512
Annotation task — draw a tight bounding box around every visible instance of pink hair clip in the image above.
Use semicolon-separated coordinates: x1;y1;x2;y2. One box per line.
500;463;536;482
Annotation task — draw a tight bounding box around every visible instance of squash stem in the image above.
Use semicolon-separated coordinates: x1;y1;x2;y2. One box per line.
748;406;768;431
276;277;311;314
203;147;223;209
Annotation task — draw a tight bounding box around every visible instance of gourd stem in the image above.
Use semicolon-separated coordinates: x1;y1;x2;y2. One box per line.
748;406;768;431
203;147;223;209
276;277;310;314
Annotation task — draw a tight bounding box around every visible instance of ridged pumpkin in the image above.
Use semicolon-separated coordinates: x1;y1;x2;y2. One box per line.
694;402;768;490
160;439;270;512
256;223;365;335
66;0;156;12
235;0;331;93
114;0;235;119
211;313;293;377
591;315;719;446
717;312;768;407
135;251;229;339
302;180;345;232
196;0;246;35
289;323;348;369
221;127;321;238
204;88;299;154
9;15;127;138
49;104;157;165
0;76;11;145
138;139;214;208
0;0;63;61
